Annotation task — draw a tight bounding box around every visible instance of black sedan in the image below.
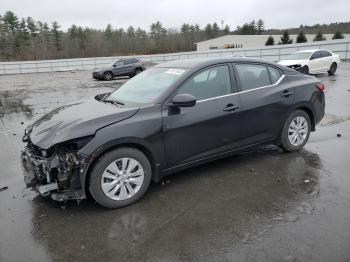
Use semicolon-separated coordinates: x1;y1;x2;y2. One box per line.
22;57;325;208
92;58;146;81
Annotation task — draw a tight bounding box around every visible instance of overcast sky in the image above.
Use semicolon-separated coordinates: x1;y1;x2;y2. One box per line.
1;0;349;31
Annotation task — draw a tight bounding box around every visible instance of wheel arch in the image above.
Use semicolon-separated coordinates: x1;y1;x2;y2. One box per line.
289;103;316;131
83;138;160;196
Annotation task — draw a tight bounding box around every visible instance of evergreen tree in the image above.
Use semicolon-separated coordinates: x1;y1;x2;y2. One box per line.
104;24;113;39
223;25;230;34
332;31;344;39
51;21;63;51
2;11;19;35
127;26;135;38
135;27;147;39
279;31;293;44
68;24;78;38
204;23;212;38
26;17;37;36
194;24;200;32
212;22;220;37
313;31;326;41
150;21;166;38
296;31;307;43
180;23;190;34
265;36;274;46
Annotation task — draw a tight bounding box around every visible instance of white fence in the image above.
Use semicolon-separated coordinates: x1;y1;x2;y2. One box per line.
0;38;349;75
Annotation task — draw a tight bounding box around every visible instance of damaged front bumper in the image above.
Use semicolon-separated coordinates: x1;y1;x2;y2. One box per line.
286;64;302;72
21;143;89;201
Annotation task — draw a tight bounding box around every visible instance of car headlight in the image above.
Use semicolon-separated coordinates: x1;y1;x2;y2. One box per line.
69;136;94;150
60;136;94;151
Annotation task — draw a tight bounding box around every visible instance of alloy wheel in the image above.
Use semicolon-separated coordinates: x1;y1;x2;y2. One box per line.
104;72;113;81
288;116;309;146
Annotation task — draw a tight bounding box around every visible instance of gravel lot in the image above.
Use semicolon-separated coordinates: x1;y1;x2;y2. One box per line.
1;65;350;262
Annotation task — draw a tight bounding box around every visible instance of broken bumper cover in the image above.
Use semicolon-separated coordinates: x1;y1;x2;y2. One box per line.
21;146;89;201
286;64;302;71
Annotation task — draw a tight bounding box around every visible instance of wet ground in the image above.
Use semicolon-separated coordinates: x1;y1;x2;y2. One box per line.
0;66;350;262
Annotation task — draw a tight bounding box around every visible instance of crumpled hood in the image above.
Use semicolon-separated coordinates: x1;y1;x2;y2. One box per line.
278;59;306;66
28;97;139;149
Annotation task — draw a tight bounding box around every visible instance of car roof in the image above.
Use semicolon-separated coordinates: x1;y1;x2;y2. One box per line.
153;57;283;70
294;49;321;53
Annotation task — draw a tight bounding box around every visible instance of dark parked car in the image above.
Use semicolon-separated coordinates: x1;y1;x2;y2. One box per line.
92;58;146;80
22;57;325;208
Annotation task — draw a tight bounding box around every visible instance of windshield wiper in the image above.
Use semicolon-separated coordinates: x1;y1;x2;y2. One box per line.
103;99;125;107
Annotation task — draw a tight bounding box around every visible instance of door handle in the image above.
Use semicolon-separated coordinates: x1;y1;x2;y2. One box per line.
223;104;239;112
281;90;293;97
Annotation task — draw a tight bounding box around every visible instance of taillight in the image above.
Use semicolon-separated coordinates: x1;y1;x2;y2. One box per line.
316;83;325;92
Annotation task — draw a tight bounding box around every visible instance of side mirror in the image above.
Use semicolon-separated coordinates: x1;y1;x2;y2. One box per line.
171;94;196;107
113;64;117;67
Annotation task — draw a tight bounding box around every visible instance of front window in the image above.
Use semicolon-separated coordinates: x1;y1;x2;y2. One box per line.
176;65;232;101
286;52;312;60
107;67;187;104
107;60;118;67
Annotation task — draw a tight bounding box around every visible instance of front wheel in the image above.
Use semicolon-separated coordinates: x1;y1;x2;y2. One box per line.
103;71;113;81
280;110;311;152
89;148;152;208
300;65;309;74
328;62;337;75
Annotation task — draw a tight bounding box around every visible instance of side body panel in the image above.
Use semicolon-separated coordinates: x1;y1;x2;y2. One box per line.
162;94;242;167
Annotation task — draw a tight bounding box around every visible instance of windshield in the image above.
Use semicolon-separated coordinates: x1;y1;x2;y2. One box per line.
107;67;187;104
286;52;312;60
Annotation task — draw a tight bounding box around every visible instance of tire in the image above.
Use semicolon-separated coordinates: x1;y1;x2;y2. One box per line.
300;65;309;75
131;68;142;78
280;110;311;152
328;62;337;75
103;71;113;81
89;147;152;208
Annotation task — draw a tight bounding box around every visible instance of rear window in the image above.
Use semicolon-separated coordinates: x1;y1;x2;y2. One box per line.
268;66;282;84
310;51;321;60
320;50;332;58
236;64;271;91
124;59;135;65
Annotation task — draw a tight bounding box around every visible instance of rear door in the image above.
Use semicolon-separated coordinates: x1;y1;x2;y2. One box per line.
162;64;243;167
233;63;294;145
121;59;135;75
112;60;125;76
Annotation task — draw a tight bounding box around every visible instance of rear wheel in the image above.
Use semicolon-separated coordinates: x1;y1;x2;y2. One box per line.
280;110;311;152
130;68;142;78
300;65;309;74
103;71;113;81
328;62;337;75
89;148;152;208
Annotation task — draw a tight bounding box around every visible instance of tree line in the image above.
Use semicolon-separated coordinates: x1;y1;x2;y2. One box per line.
0;11;234;61
0;10;349;61
265;30;345;46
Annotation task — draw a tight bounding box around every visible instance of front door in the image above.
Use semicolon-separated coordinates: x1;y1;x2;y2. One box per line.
162;64;242;167
308;51;322;73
